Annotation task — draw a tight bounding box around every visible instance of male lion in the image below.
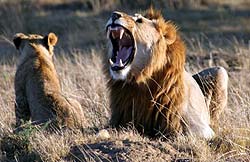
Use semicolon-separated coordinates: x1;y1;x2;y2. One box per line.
105;9;228;139
13;33;85;129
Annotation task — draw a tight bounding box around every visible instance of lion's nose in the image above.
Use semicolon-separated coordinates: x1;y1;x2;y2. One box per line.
112;12;122;22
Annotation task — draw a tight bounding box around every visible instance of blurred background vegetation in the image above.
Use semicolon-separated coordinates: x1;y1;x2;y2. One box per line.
0;0;249;50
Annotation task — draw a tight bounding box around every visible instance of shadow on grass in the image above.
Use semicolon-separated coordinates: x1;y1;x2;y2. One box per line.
0;133;42;162
65;141;127;162
64;138;179;161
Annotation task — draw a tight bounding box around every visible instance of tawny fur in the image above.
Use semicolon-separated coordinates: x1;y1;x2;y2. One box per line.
14;33;85;129
105;9;228;139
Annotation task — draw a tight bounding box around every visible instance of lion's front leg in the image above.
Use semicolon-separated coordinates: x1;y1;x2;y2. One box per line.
192;66;228;126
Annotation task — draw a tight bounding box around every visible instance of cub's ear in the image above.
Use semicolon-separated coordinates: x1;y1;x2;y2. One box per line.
44;32;58;46
13;33;26;50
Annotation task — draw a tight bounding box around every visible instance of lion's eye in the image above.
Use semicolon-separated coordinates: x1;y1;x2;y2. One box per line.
136;18;143;23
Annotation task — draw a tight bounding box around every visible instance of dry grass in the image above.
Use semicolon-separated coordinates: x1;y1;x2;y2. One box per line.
0;1;250;161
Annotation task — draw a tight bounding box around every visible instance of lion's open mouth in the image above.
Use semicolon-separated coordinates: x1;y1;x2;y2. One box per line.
106;24;135;71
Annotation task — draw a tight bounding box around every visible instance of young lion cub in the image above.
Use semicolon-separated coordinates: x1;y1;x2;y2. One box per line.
13;33;85;129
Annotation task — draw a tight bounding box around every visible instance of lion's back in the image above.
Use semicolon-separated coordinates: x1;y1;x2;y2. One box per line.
14;33;86;129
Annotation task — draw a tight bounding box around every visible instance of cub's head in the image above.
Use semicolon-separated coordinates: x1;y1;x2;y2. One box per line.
13;32;58;56
106;9;180;82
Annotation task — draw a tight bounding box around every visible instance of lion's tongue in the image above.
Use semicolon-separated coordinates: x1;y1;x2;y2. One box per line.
115;46;132;64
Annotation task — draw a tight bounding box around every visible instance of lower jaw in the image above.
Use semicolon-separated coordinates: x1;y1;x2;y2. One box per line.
110;65;131;80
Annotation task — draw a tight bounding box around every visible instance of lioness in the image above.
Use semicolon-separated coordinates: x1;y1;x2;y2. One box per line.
13;33;85;129
105;9;228;139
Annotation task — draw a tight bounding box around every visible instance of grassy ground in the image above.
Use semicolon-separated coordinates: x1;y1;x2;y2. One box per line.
0;1;250;161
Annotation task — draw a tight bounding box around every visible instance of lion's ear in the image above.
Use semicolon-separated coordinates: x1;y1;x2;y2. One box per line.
13;33;25;50
164;27;176;45
45;32;58;47
165;31;176;45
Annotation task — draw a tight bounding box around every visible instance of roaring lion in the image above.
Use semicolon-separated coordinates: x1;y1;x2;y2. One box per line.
13;33;85;129
105;9;228;139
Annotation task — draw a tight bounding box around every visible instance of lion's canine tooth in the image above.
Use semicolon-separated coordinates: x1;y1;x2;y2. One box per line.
109;59;114;66
119;59;124;67
119;29;124;39
107;27;111;39
111;32;115;39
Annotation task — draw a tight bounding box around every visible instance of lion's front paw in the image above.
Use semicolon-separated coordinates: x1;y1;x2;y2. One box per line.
201;127;215;140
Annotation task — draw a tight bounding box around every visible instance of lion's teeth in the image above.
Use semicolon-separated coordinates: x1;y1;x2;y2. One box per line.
107;27;111;39
111;32;115;39
119;59;124;67
119;29;124;39
109;59;114;66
